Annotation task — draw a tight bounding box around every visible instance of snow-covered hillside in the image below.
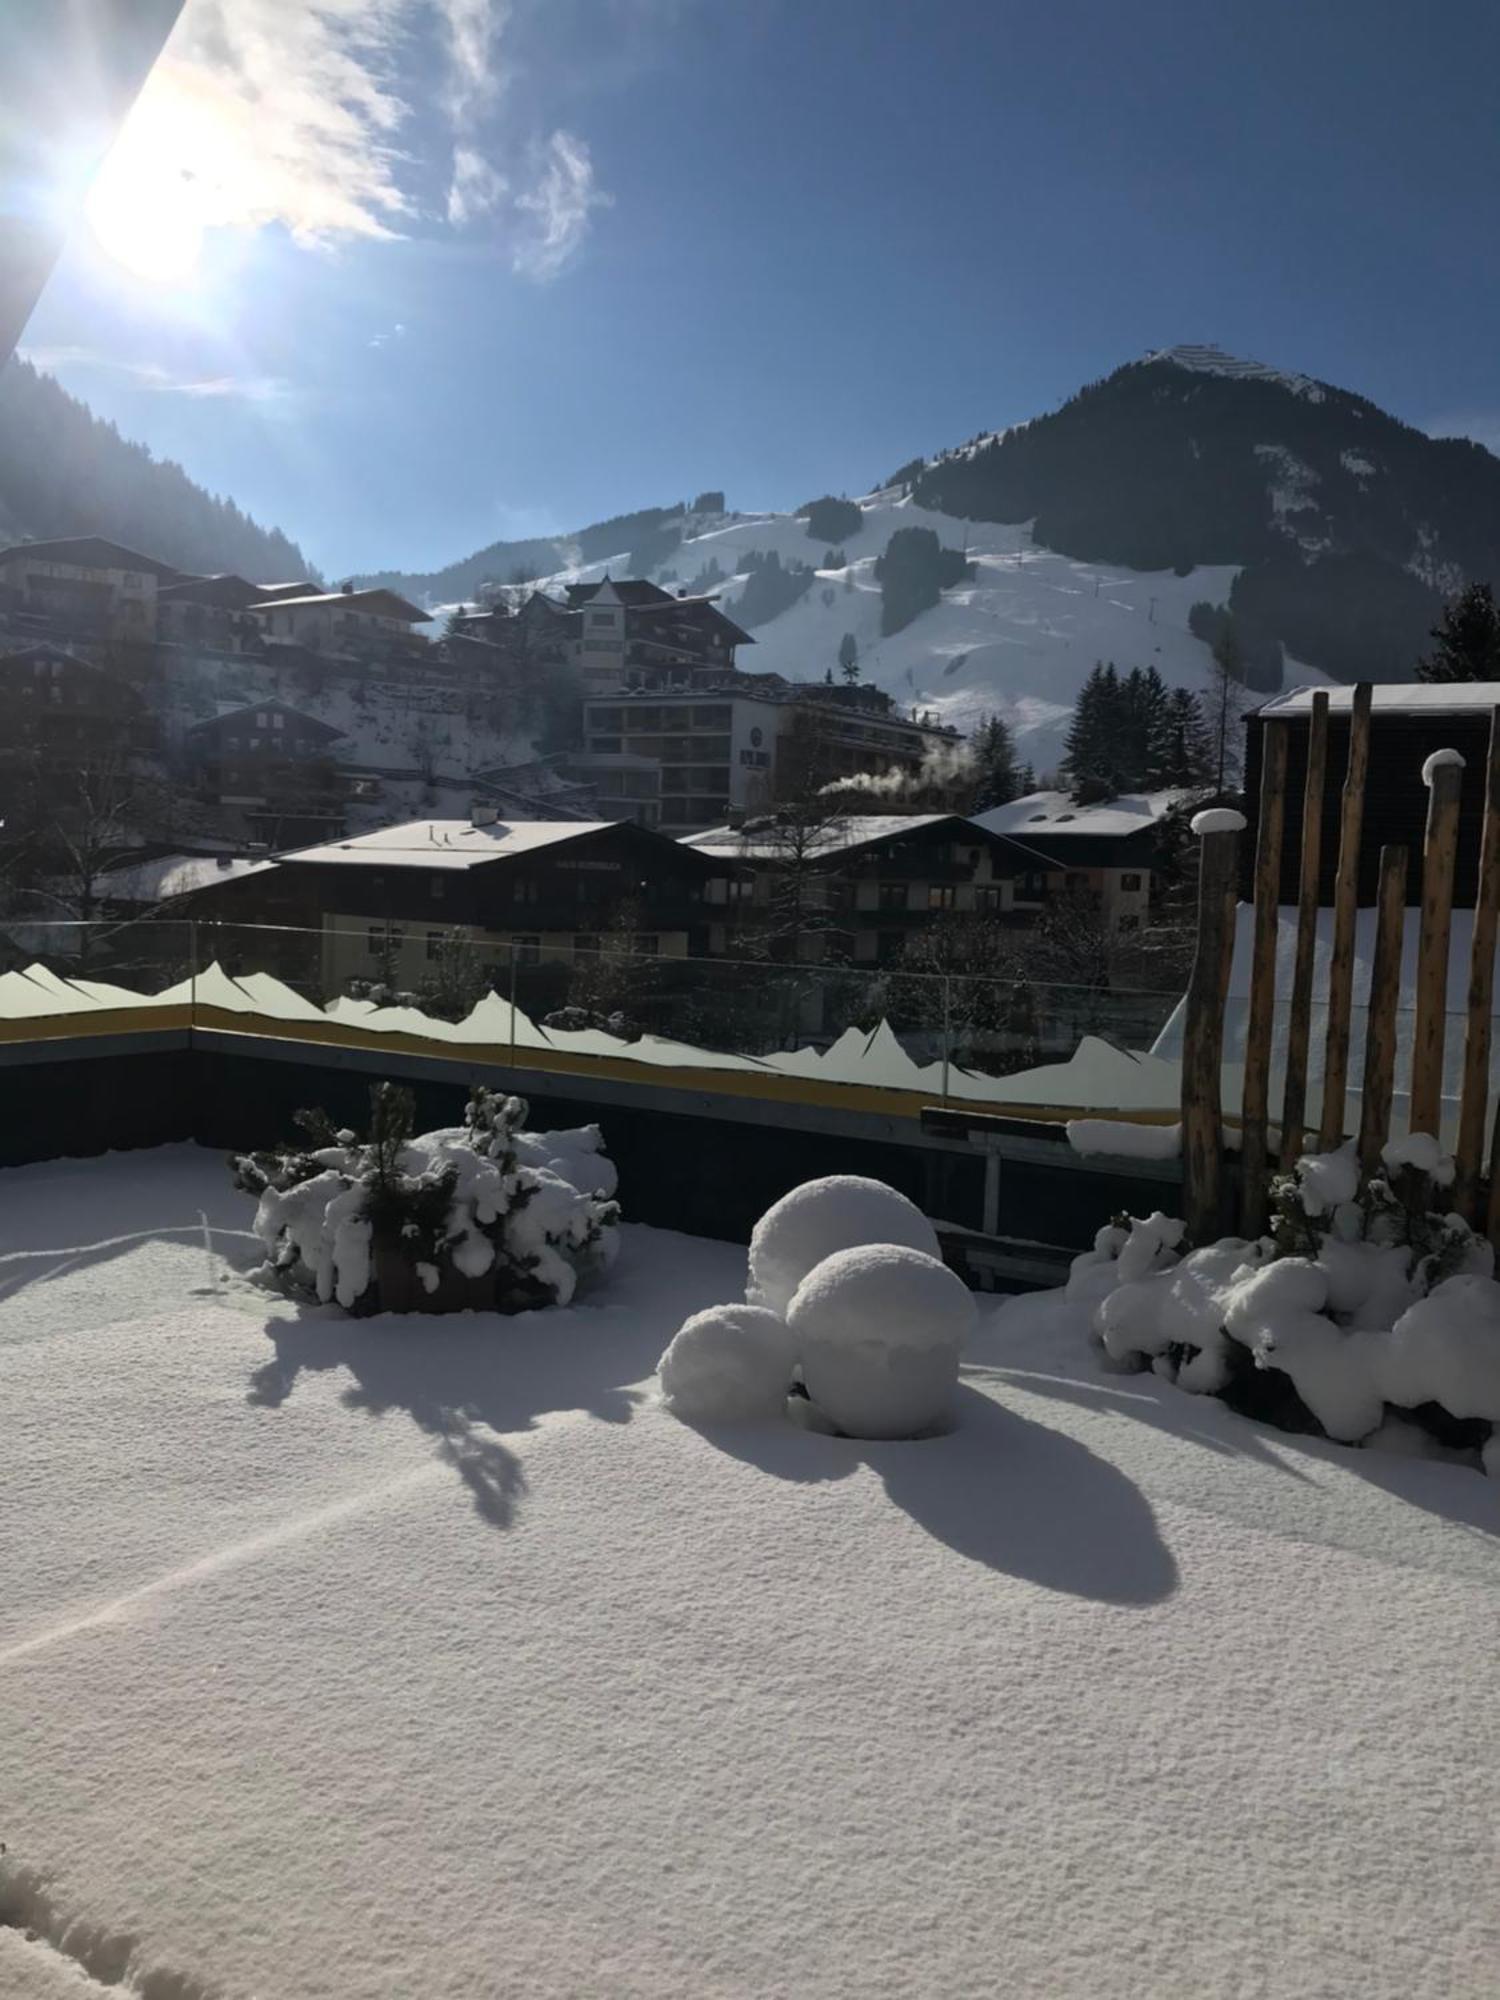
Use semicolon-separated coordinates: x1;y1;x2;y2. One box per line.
518;489;1245;771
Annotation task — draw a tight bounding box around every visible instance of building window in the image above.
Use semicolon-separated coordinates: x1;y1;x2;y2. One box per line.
430;875;445;900
976;885;1004;912
928;885;956;912
589;611;615;627
1120;873;1142;891
272;711;285;730
635;934;660;956
1019;871;1047;899
725;877;753;904
366;926;387;955
511;878;539;905
878;883;907;912
426;931;443;960
515;935;541;966
256;711;270;728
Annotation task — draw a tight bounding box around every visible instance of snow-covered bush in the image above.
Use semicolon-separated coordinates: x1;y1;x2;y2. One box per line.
233;1084;619;1315
657;1305;797;1423
1082;1135;1500;1469
746;1175;940;1317
786;1243;977;1440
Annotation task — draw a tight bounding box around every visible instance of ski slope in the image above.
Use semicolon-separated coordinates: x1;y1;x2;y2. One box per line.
524;488;1247;773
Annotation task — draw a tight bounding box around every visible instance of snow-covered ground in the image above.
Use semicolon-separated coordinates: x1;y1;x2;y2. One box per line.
505;492;1247;770
5;1146;1499;1998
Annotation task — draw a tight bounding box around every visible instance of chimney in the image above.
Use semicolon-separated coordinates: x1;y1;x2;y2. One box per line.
470;802;499;828
215;854;233;869
341;579;354;594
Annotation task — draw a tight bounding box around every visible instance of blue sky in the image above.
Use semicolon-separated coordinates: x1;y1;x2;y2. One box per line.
18;0;1500;579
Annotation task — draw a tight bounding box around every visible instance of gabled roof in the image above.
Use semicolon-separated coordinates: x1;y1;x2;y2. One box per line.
275;815;716;873
186;699;345;742
684;812;969;863
974;789;1186;838
567;578;676;608
157;573;267;611
250;587;428;623
0;536;184;580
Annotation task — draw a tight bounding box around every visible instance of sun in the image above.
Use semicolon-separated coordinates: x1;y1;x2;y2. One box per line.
83;79;225;285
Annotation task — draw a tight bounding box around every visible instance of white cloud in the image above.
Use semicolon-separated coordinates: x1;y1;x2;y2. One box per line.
85;0;606;279
112;0;416;246
513;130;612;281
448;145;508;227
19;345;293;403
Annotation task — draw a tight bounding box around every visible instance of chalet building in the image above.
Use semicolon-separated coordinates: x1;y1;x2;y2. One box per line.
971;791;1174;928
156;573;311;654
581;681;956;835
1244;683;1500;905
0;644;150;768
457;578;752;695
184;699;350;846
0;535;181;645
248;583;429;664
682;814;1029;964
186;812;724;995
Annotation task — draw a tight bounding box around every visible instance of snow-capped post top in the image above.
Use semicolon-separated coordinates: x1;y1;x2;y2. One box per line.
1190;807;1248;837
1422;748;1465;786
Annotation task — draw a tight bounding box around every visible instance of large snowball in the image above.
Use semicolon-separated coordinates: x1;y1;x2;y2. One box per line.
787;1244;977;1440
657;1304;796;1424
747;1175;940;1317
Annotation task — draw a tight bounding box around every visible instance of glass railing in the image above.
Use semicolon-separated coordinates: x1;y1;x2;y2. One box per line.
0;916;1189;1113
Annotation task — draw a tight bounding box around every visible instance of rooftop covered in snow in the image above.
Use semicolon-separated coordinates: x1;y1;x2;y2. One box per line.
1258;681;1500;717
974;788;1186;839
275;817;638;871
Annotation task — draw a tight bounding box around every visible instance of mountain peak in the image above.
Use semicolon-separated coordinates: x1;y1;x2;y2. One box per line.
1140;343;1327;402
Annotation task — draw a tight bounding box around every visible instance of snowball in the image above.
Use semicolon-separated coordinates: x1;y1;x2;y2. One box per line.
658;1304;796;1424
747;1175;940;1317
1066;1119;1182;1161
1380;1131;1455;1186
1421;748;1465;785
1190;807;1247;836
787;1243;976;1440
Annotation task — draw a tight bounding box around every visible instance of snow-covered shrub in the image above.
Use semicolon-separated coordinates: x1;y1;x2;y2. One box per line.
786;1243;977;1440
747;1175;940;1317
1084;1136;1500;1469
232;1084;619;1316
657;1305;797;1423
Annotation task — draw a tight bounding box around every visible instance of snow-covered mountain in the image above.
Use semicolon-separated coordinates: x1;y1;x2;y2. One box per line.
507;491;1248;772
393;344;1499;770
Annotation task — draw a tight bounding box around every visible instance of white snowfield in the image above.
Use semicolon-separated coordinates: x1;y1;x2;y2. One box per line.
509;491;1251;767
4;1146;1500;1998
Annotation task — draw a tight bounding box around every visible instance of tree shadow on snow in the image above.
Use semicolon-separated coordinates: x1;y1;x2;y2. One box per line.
244;1231;734;1530
699;1384;1179;1606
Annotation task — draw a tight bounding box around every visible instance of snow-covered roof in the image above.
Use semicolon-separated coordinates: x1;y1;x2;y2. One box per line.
973;789;1185;838
96;854;278;904
682;813;951;861
1259;682;1500;717
279;818;623;871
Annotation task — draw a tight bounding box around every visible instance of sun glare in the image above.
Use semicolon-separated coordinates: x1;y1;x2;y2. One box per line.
83;74;230;285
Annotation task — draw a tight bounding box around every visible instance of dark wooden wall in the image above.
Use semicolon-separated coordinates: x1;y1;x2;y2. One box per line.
1243;706;1496;906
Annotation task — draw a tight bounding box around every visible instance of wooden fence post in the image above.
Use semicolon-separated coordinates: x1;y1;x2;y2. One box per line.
1318;682;1373;1148
1455;709;1500;1218
1409;752;1465;1138
1181;812;1243;1244
1240;721;1289;1234
1279;692;1329;1171
1358;846;1408;1179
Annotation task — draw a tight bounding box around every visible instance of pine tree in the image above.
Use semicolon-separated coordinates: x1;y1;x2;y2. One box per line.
1416;582;1500;682
968;713;1021;811
1205;623;1248;792
1065;662;1120;789
838;632;859;683
1153;686;1214;787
